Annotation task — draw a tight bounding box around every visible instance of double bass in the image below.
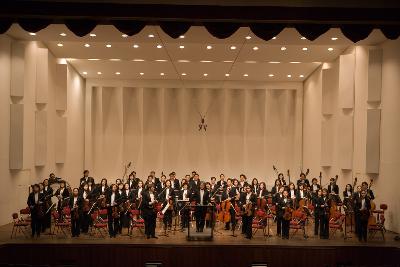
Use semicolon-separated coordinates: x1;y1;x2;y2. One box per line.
218;199;231;223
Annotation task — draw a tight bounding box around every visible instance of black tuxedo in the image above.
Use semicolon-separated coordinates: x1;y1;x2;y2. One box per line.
41;186;53;231
239;192;257;238
354;196;371;242
189;179;201;193
141;191;157;237
27;192;45;237
276;197;293;239
80;176;95;187
192;189;210;232
216;180;226;189
297;178;310;188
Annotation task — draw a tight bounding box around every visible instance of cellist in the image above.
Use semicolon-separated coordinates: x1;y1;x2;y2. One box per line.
221;178;238;231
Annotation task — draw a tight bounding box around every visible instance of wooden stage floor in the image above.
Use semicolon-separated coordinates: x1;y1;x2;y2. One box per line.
0;221;399;267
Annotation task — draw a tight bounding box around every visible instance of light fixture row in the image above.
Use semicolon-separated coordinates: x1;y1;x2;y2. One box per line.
82;72;305;78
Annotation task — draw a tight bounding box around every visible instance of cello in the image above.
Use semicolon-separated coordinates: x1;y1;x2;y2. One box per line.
217;199;231;223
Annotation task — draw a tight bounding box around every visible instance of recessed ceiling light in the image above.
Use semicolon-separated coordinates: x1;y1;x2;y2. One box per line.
331;37;338;41
287;74;292;78
121;34;128;38
203;73;208;77
244;60;257;63
82;71;87;75
133;44;139;48
230;46;237;50
268;61;280;64
245;36;252;40
302;47;308;51
243;74;249;77
88;58;100;61
299;74;304;78
89;33;96;37
272;36;277;40
253;46;259;51
29;32;36;36
179;45;185;49
155;59;168;62
160;72;165;76
157;44;163;48
181;73;186;76
179;35;185;39
115;72;121;75
206;45;212;50
290;61;301;64
97;72;102;75
268;74;274;77
281;46;286;51
133;59;145;62
148;34;155;38
178;59;190;63
60;33;67;37
57;43;63;47
200;60;213;63
109;58;121;61
301;37;307;40
139;72;144;75
84;43;90;48
328;47;334;51
106;44;112;48
225;73;230;77
223;60;234;63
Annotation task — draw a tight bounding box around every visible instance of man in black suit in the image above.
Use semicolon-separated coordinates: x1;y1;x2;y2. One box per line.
80;170;95;188
240;185;257;239
127;171;140;189
276;189;293;239
106;184;121;238
191;182;210;232
169;172;181;191
41;178;53;232
69;188;83;237
189;173;201;193
216;173;226;188
239;174;249;193
141;183;158;239
27;184;44;238
354;189;371;242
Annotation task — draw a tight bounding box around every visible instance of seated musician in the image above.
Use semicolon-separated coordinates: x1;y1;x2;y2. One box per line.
240;185;257;239
271;179;282;196
296;184;309;208
277;189;293;239
354;189;371;242
288;183;297;203
27;184;44;238
69;188;83;237
160;179;174;234
141;183;158;239
277;173;287;187
191;182;210;232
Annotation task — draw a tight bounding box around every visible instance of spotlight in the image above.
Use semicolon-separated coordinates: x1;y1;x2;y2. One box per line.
281;46;286;51
245;36;251;40
157;44;163;48
82;71;87;75
225;73;230;77
57;43;63;47
60;33;67;37
243;74;249;77
97;72;102;75
268;74;274;77
148;34;155;38
89;33;96;37
331;37;338;41
287;74;292;78
179;35;185;39
302;47;308;51
203;73;208;77
84;43;90;48
179;45;185;49
206;45;212;50
253;46;259;51
121;34;128;38
328;47;334;51
230;46;237;50
106;44;112;48
29;32;36;36
133;44;139;48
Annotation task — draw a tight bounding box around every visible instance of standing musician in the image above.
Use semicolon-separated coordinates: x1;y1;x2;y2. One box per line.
127;171;140;189
189;173;201;193
277;189;293;239
310;178;321;199
179;183;190;229
141;183;158;239
79;170;94;188
354;189;371;242
297;172;310;188
106;184;121;238
160;179;174;233
120;183;132;233
273;186;285;236
240;185;257;239
238;174;249;193
361;181;375;200
133;180;144;208
169;172;180;190
250;178;259;194
95;178;109;197
41;178;53;233
328;177;340;203
27;184;44;238
191;182;210;232
221;178;238;230
209;177;218;196
313;189;323;236
55;181;70;220
288;183;297;204
271;179;282;195
317;188;330;239
69;188;82;237
296;184;309;208
79;183;92;234
277;173;287;187
256;182;268;199
216;173;226;188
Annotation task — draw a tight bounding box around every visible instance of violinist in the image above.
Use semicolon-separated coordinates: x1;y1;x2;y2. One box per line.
169;172;180;191
120;183;132;233
192;182;210;232
127;171;140;189
271;179;282;195
41;179;53;233
277;189;292;239
297;172;310;188
221;178;238;230
106;184;121;238
209;177;218;196
79;183;91;234
179;183;190;229
250;178;259;194
27;184;44;238
96;178;109;197
55;181;70;220
142;183;158;239
239;174;249;193
69;188;82;237
354;189;371;242
160;179;174;233
157;174;167;193
240;185;256;239
317;188;330;239
133;180;144;208
216;173;226;188
79;170;94;188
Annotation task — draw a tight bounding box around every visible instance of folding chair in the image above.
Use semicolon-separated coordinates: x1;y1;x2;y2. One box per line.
130;209;145;237
19;208;31;223
51;211;70;237
289;210;307;239
329;211;345;238
90;212;108;238
10;213;29;238
252;210;268;238
368;204;388;240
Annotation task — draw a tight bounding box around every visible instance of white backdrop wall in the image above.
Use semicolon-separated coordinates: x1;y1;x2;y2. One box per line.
84;80;303;188
0;36;85;226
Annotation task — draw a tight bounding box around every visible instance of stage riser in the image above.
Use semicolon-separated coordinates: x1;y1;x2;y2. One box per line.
0;244;398;267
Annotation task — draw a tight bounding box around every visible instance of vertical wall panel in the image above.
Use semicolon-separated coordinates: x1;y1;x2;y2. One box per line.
91;87;103;175
338;114;353;169
368;48;383;102
322;68;336;115
9;104;24;169
35;110;47;166
339;53;355;108
55;64;67;110
321;118;333;166
366;109;381;173
55;116;67;164
35;48;48;103
10;42;25;97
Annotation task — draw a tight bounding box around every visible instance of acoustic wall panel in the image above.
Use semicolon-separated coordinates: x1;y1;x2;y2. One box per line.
9;104;24;169
35;48;48;103
338;114;353;169
366;109;381;173
10;42;25;97
55;64;67;111
55;116;67;164
321;118;333;166
35;110;47;166
367;48;383;102
339;53;355;109
322;68;336;115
